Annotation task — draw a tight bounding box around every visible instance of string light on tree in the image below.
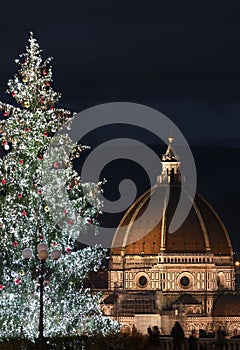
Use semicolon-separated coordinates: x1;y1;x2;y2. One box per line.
0;33;119;340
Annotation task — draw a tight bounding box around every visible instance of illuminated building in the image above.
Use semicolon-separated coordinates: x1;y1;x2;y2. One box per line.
102;137;240;336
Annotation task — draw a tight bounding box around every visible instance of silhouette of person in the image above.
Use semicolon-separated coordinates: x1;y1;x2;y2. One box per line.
215;326;227;350
199;329;207;338
147;325;161;349
132;324;138;336
216;326;226;339
188;330;198;350
171;321;185;350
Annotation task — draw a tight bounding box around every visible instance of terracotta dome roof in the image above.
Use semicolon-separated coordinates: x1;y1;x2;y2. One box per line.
111;184;233;256
213;293;240;316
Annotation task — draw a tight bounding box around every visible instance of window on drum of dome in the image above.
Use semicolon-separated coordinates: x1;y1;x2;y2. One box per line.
138;275;147;287
180;276;190;287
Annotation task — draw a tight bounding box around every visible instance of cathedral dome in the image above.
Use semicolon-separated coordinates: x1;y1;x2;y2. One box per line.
111;138;233;257
111;185;232;256
213;293;240;316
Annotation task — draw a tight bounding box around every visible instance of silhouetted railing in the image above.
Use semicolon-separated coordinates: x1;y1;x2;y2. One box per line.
152;337;240;350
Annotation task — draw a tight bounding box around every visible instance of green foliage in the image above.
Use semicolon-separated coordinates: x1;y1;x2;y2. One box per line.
0;334;149;350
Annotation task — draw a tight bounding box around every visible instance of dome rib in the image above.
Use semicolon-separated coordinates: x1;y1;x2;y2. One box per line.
195;193;233;257
123;184;159;248
111;185;157;251
182;187;210;252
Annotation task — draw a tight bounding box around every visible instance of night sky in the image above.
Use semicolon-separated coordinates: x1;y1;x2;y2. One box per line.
0;1;239;254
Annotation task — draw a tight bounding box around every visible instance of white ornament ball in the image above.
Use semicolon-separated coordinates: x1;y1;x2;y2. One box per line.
22;248;33;259
51;249;61;260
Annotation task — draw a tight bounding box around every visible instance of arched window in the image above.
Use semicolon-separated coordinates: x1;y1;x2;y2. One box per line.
188;325;195;332
233;328;238;336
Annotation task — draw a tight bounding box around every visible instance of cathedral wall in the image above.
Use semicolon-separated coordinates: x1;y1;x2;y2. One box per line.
109;254;234;294
134;314;161;335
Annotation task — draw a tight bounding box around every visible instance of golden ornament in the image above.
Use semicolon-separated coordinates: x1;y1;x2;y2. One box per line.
44;206;49;212
19;270;25;276
24;101;30;108
22;77;28;83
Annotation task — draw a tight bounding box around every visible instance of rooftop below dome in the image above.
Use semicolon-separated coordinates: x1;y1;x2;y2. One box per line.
213;293;240;316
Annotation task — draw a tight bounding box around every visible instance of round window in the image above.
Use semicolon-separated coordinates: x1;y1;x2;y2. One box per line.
180;276;190;287
138;275;147;287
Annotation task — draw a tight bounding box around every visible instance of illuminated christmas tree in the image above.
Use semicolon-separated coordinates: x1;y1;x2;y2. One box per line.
0;33;118;340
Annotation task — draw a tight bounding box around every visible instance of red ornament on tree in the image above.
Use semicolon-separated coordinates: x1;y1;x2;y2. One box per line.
3;111;9;117
15;278;21;285
19;159;24;165
65;247;71;253
42;69;48;75
25;127;30;133
45;81;50;87
52;242;57;247
68;220;73;226
22;210;27;216
12;241;18;247
18;193;23;198
53;162;59;169
11;92;16;97
43;132;48;137
0;284;4;291
1;179;6;185
37;189;42;195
